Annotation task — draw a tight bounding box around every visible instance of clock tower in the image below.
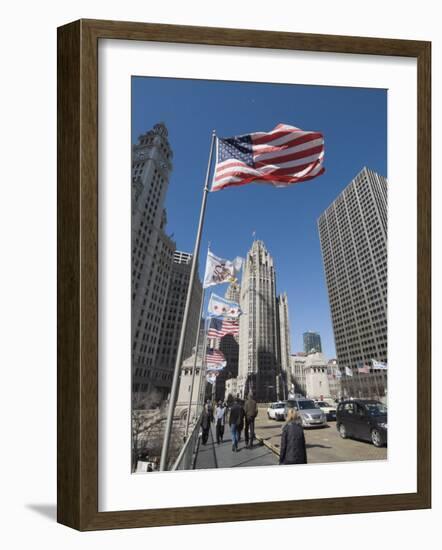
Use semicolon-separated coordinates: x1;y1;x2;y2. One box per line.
131;123;176;402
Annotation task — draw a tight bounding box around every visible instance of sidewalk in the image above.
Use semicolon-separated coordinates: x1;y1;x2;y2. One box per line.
194;422;278;470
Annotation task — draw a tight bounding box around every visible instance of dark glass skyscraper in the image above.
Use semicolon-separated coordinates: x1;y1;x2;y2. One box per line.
303;331;322;354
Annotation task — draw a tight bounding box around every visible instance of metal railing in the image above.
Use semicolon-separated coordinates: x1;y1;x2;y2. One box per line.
171;411;203;471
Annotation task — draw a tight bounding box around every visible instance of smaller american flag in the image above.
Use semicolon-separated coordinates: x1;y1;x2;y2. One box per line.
357;363;371;374
205;348;226;368
207;317;239;339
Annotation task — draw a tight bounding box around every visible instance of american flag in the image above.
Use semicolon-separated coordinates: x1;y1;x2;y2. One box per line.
207;317;239;339
357;364;371;374
211;123;325;191
205;348;226;368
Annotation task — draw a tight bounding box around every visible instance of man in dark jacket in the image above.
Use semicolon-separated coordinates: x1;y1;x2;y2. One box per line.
244;393;258;448
229;398;245;452
279;409;307;464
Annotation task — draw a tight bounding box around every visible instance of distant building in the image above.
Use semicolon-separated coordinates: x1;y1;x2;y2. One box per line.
290;353;308;396
277;293;291;399
303;331;322;354
224;281;241;303
156;251;202;392
290;352;332;399
326;358;342;399
304;352;331;399
318;167;388;382
224;378;238;401
175;351;205;420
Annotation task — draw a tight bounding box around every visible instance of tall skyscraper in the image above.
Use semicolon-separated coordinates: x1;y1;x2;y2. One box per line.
156;251;202;390
318;166;388;375
238;241;280;402
303;331;322;354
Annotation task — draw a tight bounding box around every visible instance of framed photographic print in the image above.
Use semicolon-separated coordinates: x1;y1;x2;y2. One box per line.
57;19;431;530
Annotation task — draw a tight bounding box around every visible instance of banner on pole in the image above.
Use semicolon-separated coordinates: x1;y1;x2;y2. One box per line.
372;359;388;370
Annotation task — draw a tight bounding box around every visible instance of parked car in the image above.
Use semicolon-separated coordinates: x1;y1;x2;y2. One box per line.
336;399;387;447
315;400;337;421
267;401;286;420
284;398;327;427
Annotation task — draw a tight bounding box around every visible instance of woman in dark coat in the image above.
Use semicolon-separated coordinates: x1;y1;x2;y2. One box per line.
279;408;307;465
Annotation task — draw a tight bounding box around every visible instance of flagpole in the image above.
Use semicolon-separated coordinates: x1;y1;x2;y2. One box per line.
370;360;381;399
159;130;217;471
356;368;364;398
197;317;210;413
372;368;381;400
184;285;206;438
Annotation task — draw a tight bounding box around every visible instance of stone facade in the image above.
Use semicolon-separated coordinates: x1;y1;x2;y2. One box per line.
304;352;331;399
237;241;281;402
224;377;238;401
175;352;205;421
289;353;308;396
326;358;342;399
156;251;202;390
277;292;291;398
132;123;175;401
131;123;201;402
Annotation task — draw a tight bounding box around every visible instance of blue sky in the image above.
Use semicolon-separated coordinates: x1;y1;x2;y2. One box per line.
132;77;387;359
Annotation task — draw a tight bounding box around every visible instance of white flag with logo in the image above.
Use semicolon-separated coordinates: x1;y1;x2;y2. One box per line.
203;250;243;288
372;359;388;370
345;366;353;377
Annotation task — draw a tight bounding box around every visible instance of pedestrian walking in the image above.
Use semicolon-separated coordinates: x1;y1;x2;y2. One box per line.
206;399;214;422
215;401;226;444
279;408;307;465
244;392;258;448
201;403;212;445
228;398;245;452
237;399;245;442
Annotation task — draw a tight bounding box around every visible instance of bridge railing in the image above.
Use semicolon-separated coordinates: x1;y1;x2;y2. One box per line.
171;411;202;471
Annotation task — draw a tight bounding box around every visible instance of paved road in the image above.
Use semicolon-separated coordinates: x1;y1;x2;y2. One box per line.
194;422;278;469
255;406;387;463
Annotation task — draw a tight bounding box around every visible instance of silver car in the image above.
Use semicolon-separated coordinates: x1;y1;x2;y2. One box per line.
285;398;327;427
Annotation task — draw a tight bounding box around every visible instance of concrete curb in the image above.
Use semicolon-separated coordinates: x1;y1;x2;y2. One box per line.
255;433;280;456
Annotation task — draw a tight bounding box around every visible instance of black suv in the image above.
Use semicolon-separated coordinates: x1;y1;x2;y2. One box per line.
336;399;387;447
